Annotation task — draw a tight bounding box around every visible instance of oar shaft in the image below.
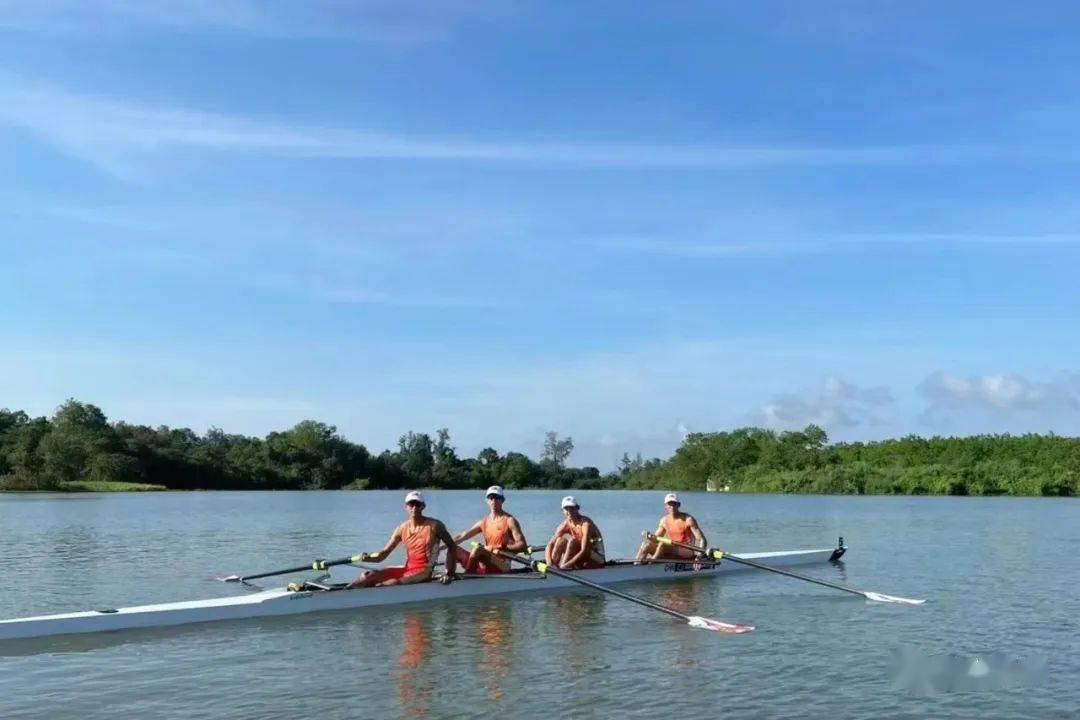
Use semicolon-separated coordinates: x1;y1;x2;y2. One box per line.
494;550;688;621
649;533;864;598
240;555;360;582
715;552;864;597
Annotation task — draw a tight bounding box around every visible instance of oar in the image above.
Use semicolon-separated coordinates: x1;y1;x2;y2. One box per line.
217;554;368;584
646;533;924;605
491;546;753;634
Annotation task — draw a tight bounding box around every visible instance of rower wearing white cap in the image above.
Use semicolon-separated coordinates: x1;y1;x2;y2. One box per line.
545;496;606;570
635;492;707;564
451;485;528;574
347;490;459;588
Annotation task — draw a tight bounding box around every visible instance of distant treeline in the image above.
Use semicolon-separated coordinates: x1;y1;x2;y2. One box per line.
616;425;1080;496
2;401;1078;496
0;400;601;492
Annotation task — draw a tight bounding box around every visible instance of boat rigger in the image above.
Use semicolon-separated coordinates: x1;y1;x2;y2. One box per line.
0;545;842;641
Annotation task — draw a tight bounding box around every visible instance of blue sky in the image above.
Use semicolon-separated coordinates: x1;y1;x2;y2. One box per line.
3;1;1080;468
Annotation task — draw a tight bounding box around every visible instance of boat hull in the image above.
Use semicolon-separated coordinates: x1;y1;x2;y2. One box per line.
0;547;841;641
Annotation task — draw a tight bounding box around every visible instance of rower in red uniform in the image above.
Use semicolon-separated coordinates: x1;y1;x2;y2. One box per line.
347;491;459;587
546;496;606;570
635;492;707;563
452;485;528;574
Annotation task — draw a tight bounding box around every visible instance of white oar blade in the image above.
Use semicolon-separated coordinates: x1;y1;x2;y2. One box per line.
863;591;925;605
216;575;241;583
687;616;755;634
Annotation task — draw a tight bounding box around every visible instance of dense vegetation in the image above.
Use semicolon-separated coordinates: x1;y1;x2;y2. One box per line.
2;401;1077;496
616;425;1080;496
0;400;600;492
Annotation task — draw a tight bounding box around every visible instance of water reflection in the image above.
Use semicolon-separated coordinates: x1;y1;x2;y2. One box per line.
657;581;703;617
476;604;513;706
543;594;607;682
656;583;706;671
395;613;432;718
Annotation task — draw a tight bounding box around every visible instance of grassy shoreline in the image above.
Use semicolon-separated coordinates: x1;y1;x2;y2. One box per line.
0;480;168;493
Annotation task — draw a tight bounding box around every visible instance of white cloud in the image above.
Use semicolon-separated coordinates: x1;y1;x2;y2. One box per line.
0;78;1050;180
919;372;1080;416
759;376;895;431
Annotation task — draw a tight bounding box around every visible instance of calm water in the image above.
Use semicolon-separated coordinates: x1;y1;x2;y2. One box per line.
0;491;1077;719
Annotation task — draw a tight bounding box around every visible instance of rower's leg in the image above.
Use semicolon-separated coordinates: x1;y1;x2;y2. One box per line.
465;545;485;573
559;539;581;569
635;538;656;564
381;569;433;587
545;539;559;566
453;545;473;573
548;537;567;566
348;569;392;588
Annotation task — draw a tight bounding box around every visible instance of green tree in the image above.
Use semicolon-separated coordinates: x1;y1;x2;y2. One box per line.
499;452;539;489
431;428;465;488
396;431;435;487
541;431;574;469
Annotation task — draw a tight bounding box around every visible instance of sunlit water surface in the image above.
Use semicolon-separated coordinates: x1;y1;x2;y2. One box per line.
1;491;1076;719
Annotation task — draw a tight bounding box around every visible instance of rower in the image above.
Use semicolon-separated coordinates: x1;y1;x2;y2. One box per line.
347;491;459;588
635;492;707;563
452;485;528;574
545;496;606;570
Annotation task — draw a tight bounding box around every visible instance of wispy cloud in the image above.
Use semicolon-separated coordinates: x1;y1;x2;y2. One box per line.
1;77;1058;180
759;376;895;431
594;237;830;258
0;0;490;43
919;371;1080;419
595;232;1080;259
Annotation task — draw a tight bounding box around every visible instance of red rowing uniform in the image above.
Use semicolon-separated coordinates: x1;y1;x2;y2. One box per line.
455;513;517;574
661;514;694;544
382;518;438;581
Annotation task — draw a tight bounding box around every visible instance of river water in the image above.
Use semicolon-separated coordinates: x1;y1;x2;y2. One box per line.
0;490;1076;719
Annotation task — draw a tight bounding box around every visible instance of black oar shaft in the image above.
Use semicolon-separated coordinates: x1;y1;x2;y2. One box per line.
715;552;864;597
650;533;863;598
241;555;358;582
495;550;689;621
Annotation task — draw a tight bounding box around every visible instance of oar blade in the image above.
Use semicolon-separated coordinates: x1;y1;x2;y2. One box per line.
216;574;241;583
687;616;755;634
863;591;925;605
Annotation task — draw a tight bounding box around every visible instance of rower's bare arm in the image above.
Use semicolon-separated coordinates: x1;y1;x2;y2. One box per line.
654;520;668;537
453;521;483;544
688;516;708;548
434;521;459;575
503;517;527;553
365;528;402;563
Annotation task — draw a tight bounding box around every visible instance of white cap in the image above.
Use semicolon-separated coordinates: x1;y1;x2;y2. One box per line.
405;490;425;504
561;495;579;509
664;492;680;505
485;485;505;498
